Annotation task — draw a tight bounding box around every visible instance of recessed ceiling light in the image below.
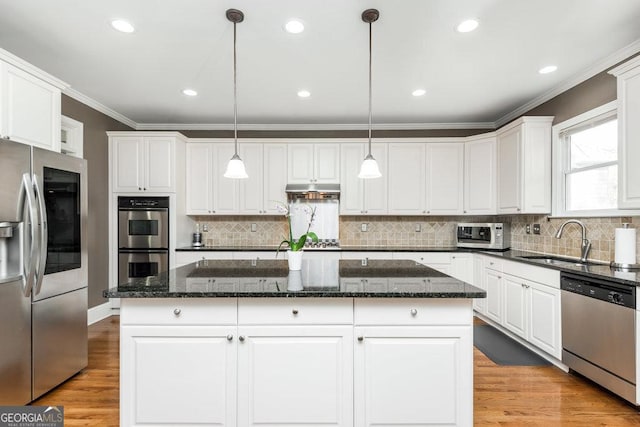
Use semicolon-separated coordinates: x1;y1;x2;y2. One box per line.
297;90;311;98
182;89;198;97
412;89;426;97
111;19;135;33
284;19;305;34
539;65;558;74
456;19;479;33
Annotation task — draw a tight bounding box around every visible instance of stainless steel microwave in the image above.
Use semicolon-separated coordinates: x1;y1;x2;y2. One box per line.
456;223;510;250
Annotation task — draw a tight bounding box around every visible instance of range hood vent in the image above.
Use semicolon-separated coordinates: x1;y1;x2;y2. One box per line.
285;183;340;200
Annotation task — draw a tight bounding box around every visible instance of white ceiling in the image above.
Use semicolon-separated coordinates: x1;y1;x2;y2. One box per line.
1;0;640;129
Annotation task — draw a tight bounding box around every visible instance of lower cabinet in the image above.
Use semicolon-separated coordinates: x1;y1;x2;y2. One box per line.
484;268;503;324
354;326;472;427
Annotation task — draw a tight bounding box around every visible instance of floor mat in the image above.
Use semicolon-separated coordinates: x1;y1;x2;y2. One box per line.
474;324;551;366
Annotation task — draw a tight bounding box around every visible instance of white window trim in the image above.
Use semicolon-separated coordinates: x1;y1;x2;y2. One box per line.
552;100;640;217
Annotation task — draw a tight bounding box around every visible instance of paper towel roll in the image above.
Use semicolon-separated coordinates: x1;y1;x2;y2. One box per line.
614;226;636;265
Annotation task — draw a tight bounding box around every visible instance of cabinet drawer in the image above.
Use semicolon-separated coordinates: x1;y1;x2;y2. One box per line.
120;298;237;325
354;298;471;326
502;259;560;288
238;298;353;325
484;257;503;271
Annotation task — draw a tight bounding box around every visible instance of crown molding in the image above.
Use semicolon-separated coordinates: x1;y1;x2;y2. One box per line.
63;87;138;129
0;47;69;89
494;38;640;128
135;121;495;131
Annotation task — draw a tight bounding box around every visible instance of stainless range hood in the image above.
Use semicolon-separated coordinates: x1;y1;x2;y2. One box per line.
285;183;340;200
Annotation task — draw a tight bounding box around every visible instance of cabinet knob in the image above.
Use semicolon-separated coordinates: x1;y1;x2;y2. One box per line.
227;334;234;341
143;187;147;191
410;308;418;316
357;336;364;342
138;187;142;191
423;210;426;214
173;308;181;316
212;210;216;213
517;208;521;212
427;211;430;214
292;309;299;315
365;210;368;214
239;336;245;342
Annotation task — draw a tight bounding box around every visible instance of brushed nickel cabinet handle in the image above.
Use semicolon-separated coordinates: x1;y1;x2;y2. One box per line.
357;336;364;342
173;308;181;316
410;308;418;316
239;336;245;342
292;309;299;315
227;334;233;341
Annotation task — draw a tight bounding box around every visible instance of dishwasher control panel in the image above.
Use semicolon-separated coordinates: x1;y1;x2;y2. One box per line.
560;273;636;308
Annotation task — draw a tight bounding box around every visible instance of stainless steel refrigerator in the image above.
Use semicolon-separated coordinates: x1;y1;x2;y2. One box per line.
0;138;88;405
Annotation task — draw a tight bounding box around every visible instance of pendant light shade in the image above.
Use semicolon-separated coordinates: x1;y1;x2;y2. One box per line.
224;8;248;179
358;8;381;179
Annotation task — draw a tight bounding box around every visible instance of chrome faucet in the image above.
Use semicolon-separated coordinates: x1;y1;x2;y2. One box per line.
555;219;591;263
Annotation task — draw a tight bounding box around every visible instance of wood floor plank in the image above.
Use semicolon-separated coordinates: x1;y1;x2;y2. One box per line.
30;315;640;426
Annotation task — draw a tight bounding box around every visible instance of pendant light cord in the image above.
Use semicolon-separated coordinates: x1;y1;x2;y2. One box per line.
233;21;239;155
367;19;373;156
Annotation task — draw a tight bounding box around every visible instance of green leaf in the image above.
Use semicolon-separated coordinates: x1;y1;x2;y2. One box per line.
306;232;319;242
276;240;291;257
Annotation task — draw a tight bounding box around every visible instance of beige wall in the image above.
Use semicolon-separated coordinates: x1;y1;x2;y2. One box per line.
61;95;132;308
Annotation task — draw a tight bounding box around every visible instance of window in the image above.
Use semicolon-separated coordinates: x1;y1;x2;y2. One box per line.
552;101;636;216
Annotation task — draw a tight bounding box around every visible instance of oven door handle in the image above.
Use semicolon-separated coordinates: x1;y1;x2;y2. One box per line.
119;249;169;254
33;174;48;296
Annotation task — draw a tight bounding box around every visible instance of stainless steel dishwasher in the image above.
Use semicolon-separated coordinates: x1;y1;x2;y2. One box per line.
561;272;636;404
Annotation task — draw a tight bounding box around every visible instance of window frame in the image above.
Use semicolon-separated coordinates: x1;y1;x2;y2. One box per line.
552;101;640;217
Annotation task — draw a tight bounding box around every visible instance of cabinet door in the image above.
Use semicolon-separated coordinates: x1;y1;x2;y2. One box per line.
186;143;213;214
112;136;144;192
262;143;288;214
615;59;640;208
354;326;472;427
212;143;240;214
485;269;502;324
145;137;175;192
121;325;237;426
239;143;264;214
387;143;426;215
237;326;353;427
340;143;365;214
426;143;464;215
465;136;496;214
502;274;527;339
497;126;522;213
288;144;314;183
450;253;473;284
314;143;340;183
472;256;486;314
521;122;552;212
1;63;61;151
528;281;561;358
363;143;388;215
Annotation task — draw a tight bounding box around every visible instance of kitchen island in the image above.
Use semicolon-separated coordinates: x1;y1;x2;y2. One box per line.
105;258;485;427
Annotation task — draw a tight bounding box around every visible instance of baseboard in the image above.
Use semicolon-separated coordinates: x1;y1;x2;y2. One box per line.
473;312;569;372
87;302;113;325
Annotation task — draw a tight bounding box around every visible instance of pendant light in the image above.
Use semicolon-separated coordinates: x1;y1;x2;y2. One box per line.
224;8;248;179
358;8;382;179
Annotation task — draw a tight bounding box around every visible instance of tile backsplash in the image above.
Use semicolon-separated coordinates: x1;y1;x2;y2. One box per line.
193;214;640;264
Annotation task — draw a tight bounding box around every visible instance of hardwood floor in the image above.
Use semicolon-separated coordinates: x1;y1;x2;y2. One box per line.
32;316;640;426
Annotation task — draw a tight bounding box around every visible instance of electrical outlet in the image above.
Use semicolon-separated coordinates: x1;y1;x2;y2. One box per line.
361;223;368;232
361;258;368;266
533;224;541;235
251;223;257;232
415;223;421;232
526;224;531;234
202;223;208;232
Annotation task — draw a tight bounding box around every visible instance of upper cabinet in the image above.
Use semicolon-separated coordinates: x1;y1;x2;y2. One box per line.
425;143;464;215
496;117;553;214
0;56;65;152
340;143;388;215
464;136;496;215
288;143;340;184
109;132;186;193
387;143;426;215
240;143;287;214
610;56;640;209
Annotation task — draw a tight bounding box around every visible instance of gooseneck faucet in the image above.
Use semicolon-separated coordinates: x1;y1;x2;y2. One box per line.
555;219;591;263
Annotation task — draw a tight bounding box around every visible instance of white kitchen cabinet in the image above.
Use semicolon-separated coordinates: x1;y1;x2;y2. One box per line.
394;252;451;275
110;133;183;193
237;325;353;426
502;273;528;339
387;143;426;215
450;253;474;284
464;136;497;214
472;255;486;314
175;251;234;268
239;143;287;214
609;56;640;209
340;143;388;215
484;266;503;324
527;280;561;358
288;143;340;184
496;116;553;214
185;142;239;214
0;59;63;152
426;143;464;215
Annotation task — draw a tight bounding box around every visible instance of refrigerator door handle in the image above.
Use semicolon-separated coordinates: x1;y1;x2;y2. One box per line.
33;174;48;296
20;173;39;297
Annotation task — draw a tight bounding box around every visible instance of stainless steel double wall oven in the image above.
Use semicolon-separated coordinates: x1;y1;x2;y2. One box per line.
118;196;169;285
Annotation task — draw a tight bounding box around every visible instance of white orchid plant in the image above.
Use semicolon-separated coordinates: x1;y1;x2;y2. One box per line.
275;202;318;253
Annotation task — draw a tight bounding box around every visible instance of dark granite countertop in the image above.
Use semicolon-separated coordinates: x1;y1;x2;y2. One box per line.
480;249;640;286
104;259;485;299
175;245;472;252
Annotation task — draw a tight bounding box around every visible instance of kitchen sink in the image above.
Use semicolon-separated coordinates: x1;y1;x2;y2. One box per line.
516;255;598;267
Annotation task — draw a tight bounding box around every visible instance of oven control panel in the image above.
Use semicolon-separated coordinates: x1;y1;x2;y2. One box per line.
118;196;170;209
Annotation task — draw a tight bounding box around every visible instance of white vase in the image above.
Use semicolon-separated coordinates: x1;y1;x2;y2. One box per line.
287;250;303;271
287;270;303;291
